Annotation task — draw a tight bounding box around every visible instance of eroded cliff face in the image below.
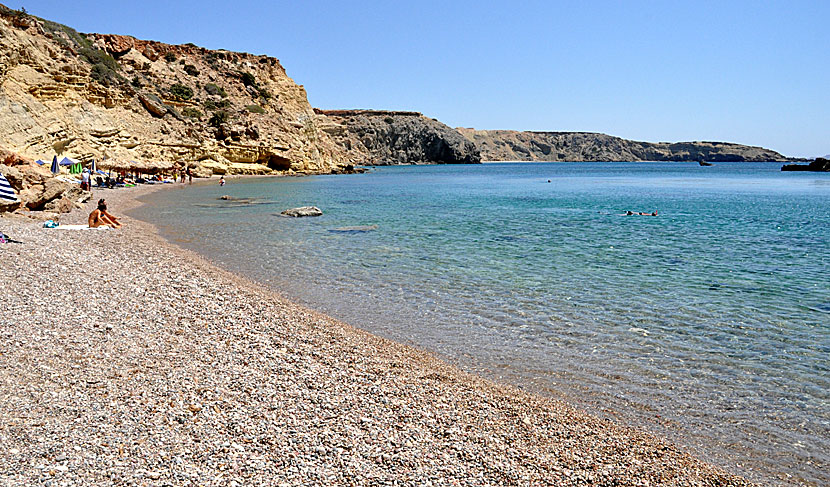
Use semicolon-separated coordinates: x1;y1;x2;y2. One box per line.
457;129;791;162
317;110;480;165
0;5;357;175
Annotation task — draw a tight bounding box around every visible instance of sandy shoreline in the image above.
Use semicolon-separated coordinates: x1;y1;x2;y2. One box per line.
0;183;755;486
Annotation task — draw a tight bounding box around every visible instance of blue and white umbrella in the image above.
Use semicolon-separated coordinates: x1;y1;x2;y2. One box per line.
0;172;19;202
89;158;97;175
50;155;59;174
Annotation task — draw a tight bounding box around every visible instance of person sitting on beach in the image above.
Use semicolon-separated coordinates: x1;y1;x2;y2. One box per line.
88;198;121;228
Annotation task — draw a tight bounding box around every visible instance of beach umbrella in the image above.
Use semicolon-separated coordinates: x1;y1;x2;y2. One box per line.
59;156;76;166
0;172;19;202
90;158;97;175
34;159;46;165
50;155;59;174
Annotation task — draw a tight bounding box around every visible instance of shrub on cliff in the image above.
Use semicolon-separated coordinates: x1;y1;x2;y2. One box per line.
246;105;265;114
209;110;230;128
170;83;194;101
182;107;203;119
203;99;231;111
164;52;177;62
240;71;257;88
90;62;122;86
41;19;92;50
204;83;227;98
80;48;119;70
184;64;200;76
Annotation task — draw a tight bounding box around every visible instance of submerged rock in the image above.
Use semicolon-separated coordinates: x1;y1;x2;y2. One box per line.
329;225;378;233
280;206;322;217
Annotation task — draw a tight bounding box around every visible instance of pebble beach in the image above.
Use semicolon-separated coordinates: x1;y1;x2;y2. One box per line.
0;184;756;486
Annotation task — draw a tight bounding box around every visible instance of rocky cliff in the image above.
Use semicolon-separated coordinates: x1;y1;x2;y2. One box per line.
457;129;791;162
0;5;359;175
317;110;480;165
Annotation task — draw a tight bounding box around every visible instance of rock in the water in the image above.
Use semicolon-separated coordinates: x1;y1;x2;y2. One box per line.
781;157;830;172
280;206;322;217
329;225;378;233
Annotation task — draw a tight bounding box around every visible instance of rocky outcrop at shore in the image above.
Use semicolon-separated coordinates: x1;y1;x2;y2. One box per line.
0;5;359;176
457;128;792;162
316;109;481;165
0;160;91;213
781;157;830;171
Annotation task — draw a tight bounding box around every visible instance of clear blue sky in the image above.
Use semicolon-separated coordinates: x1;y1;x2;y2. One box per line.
19;0;829;157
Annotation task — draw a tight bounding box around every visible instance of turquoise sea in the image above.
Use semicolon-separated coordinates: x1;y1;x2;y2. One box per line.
133;162;829;485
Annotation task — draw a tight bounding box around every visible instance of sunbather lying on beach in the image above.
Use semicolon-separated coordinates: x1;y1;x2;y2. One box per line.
88;199;122;228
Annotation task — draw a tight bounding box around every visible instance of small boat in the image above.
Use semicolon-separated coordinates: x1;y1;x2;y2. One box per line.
699;161;714;166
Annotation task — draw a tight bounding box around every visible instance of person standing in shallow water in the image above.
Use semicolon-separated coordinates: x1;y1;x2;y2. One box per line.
187;167;192;184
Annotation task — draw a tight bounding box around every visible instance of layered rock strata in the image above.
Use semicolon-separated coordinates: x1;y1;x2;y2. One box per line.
0;5;358;176
457;129;791;162
317;109;481;165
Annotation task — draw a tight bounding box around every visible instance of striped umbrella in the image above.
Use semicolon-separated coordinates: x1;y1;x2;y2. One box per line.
0;172;19;202
50;155;59;174
90;158;97;174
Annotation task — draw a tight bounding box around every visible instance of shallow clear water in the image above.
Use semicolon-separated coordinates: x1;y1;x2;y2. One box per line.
134;162;829;485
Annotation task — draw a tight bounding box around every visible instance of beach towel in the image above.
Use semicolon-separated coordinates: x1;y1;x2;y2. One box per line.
0;231;22;243
0;173;19;202
53;224;111;230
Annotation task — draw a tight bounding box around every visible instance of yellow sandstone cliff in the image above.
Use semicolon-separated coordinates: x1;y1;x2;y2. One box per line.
0;5;357;176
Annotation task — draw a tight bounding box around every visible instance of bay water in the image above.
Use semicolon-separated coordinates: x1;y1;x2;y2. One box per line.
133;162;829;485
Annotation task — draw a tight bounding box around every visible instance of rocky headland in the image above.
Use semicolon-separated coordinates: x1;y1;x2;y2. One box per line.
457;128;793;162
317;109;481;165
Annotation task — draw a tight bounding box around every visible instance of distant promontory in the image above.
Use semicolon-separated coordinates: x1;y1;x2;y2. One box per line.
456;128;794;163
